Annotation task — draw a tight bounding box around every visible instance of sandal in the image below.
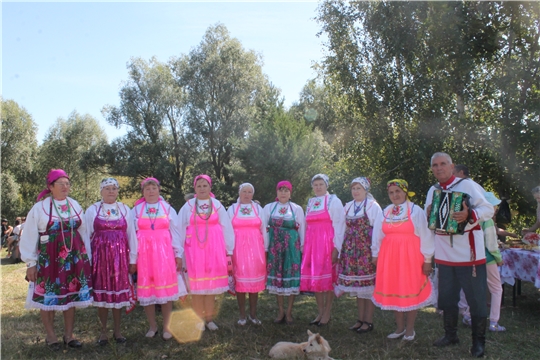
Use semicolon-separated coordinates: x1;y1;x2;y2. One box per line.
45;339;61;351
114;336;127;344
237;318;247;326
248;315;262;325
356;321;374;334
349;320;363;331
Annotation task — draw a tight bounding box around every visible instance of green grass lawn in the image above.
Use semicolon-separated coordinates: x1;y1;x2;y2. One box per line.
1;249;539;360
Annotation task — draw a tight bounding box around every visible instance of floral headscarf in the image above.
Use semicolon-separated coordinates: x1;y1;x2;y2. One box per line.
351;177;374;200
311;173;329;187
387;179;415;199
100;177;119;191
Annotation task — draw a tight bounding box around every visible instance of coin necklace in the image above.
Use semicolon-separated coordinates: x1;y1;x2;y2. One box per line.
52;198;75;251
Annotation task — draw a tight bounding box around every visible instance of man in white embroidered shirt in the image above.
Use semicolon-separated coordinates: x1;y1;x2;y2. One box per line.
425;152;493;358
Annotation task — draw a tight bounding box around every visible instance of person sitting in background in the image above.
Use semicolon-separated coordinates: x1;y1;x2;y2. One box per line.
1;219;13;248
6;219;21;257
522;186;540;236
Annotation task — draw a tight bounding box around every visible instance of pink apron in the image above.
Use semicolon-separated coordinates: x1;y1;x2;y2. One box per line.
231;203;266;293
300;195;335;292
185;202;228;294
136;200;179;305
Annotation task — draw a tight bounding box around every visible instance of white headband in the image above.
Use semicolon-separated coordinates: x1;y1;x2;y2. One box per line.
239;182;255;195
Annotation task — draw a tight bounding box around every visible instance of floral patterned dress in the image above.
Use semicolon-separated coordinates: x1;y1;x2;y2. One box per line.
336;198;381;298
265;202;304;295
23;198;92;310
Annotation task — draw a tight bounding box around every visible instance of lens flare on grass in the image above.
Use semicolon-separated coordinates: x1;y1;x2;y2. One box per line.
168;308;204;343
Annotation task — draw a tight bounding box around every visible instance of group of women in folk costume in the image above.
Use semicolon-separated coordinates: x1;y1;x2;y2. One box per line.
20;168;435;351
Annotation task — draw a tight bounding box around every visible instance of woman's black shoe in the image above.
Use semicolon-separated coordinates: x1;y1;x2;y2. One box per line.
357;321;374;334
63;336;83;348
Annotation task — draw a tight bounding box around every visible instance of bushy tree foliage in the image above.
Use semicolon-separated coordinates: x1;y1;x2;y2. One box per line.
104;24;272;207
1;99;39;218
316;0;540;221
234;103;332;207
103;57;198;207
38;111;108;208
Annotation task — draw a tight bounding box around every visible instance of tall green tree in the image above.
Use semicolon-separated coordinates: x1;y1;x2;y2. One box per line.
171;23;270;188
1;99;39;218
103;57;198;208
38;111;108;208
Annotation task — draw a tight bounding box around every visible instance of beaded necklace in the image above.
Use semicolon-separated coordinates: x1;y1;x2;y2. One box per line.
194;198;211;247
383;202;409;227
52;198;75;251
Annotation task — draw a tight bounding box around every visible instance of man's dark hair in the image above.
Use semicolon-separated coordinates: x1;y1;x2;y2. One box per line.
454;164;469;178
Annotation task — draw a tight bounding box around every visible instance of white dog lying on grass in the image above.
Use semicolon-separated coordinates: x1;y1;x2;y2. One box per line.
269;330;334;359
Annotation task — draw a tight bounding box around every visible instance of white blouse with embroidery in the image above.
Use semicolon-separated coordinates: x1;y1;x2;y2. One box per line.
85;201;138;264
262;201;306;247
20;197;90;266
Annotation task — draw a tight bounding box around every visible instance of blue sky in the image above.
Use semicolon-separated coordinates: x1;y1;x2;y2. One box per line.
2;0;325;143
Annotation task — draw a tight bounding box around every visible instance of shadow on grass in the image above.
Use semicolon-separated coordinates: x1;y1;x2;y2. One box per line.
2;257;540;360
